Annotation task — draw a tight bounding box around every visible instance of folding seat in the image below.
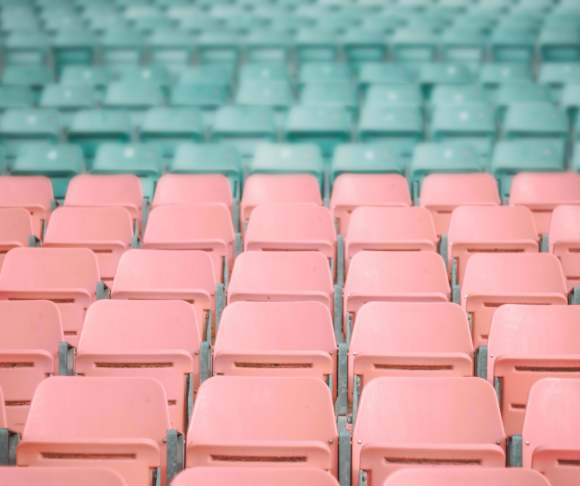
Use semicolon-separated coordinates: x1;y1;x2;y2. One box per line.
491;140;565;199
197;31;241;67
342;30;388;69
479;63;533;100
549;205;580;293
139;108;204;158
357;64;413;95
410;142;484;200
112;250;221;341
245;31;293;63
17;376;183;486
0;86;34;112
330;174;412;235
418;63;472;99
0;467;129;486
494;84;553;120
39;84;96;129
76;300;203;431
343;252;450;340
0;208;35;269
186;376;340;476
170;84;228;128
298;62;352;89
538;28;580;63
3;32;50;67
538;63;580;101
68;110;132;159
489;28;536;64
508;172;580;236
0;248;104;346
172;467;340;486
353;377;505;486
430;105;496;158
0;301;64;433
300;83;358;114
177;66;233;88
429;85;488;114
239;63;291;84
236;81;293;128
0;109;60;159
104;82;165;128
118;66;172;91
390;28;440;67
148;30;194;73
11;144;84;200
100;29;144;68
503;105;568;148
51;30;96;76
42;206;133;284
382;469;550;486
358;106;423;157
440;29;487;68
60;66;112;102
364;85;423;110
460;253;567;348
295;30;340;64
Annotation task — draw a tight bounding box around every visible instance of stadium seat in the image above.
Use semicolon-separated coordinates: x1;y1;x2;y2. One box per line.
245;31;293;63
118;66;172;90
0;109;60;159
3;31;49;67
0;86;34;112
0;467;129;486
76;300;203;431
0;208;35;268
503;105;568;147
186;376;339;476
330;174;412;235
538;63;580;101
300;83;357;114
42;207;134;284
295;31;340;64
440;29;487;67
104;82;165;127
494;84;553;120
0;248;103;346
0;300;63;433
509;172;580;236
429;85;489;113
197;31;241;66
236;81;294;119
16;376;180;486
170;83;228;127
461;253;568;348
390;28;439;66
60;66;112;102
112;250;221;341
353;377;505;486
489;28;536;64
298;64;352;89
52;31;96;76
364;85;423;110
549;205;580;293
100;29;144;68
1;66;52;102
479;63;532;100
342;30;387;70
239;63;291;84
148;30;194;72
382;468;550;486
418;63;472;99
40;84;97;128
538;28;580;63
357;64;413;95
177;65;232;88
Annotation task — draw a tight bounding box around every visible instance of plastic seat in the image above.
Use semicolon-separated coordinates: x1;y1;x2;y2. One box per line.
382;468;550;486
479;63;532;100
418;63;472;99
286;106;352;157
0;109;60;159
92;144;162;201
118;66;171;89
239;63;291;84
490;28;536;64
197;31;241;66
295;30;340;64
503;105;568;147
0;248;102;347
186;376;338;475
0;467;129;486
1;67;51;95
3;32;50;67
330;174;412;235
364;85;423;110
112;250;219;341
357;64;411;96
60;66;112;101
429;85;488;113
16;377;173;486
139;108;204;158
245;31;293;63
100;29;144;67
448;206;539;286
508;172;580;236
170;144;242;198
43;207;133;284
494;84;553;120
142;205;235;285
390;28;439;66
40;84;97;128
76;300;201;431
52;30;96;76
538;28;580;63
300;83;358;114
177;65;232;88
440;29;487;67
172;467;340;486
538;63;580;100
461;253;567;349
0;208;34;270
353;377;505;486
342;31;387;70
68;110;132;159
430;105;496;158
236;81;293;127
549;205;580;292
148;30;194;72
104;82;165;127
0;86;34;112
0;301;62;433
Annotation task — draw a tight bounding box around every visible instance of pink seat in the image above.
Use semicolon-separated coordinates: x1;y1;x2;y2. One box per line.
419;173;501;237
344;252;450;338
382;468;550;486
76;300;201;432
487;305;580;436
0;248;101;347
112;250;217;341
353;377;505;486
172;467;340;486
345;207;437;274
461;253;568;348
240;174;322;233
142;204;235;284
0;467;128;486
349;302;473;405
64;175;145;234
509;172;580;236
227;251;335;314
43;207;134;284
448;206;539;285
0;208;34;271
330;174;412;235
0;176;53;238
214;302;337;397
152;174;233;214
17;376;171;486
0;301;63;433
186;376;338;476
549;205;580;291
522;378;580;486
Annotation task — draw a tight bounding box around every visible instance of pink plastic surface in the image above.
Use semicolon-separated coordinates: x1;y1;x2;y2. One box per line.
0;467;128;486
549;205;580;291
382;468;550;486
0;208;34;271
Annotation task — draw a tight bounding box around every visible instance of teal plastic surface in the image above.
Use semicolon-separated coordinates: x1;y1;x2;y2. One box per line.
0;109;60;158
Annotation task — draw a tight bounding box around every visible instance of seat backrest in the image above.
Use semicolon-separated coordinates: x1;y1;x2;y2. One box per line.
549;204;580;291
0;467;128;486
152;174;233;212
0;207;33;256
382;468;550;486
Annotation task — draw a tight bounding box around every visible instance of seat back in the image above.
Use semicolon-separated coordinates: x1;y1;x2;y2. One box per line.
0;467;128;486
549;205;580;291
0;208;33;270
382;468;550;486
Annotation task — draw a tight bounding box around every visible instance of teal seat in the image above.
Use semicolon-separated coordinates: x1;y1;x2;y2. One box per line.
317;14;358;33
494;84;553;120
285;106;352;157
60;66;112;103
244;31;292;63
118;66;172;90
269;14;313;33
40;84;97;129
430;105;496;158
489;28;536;64
440;29;487;68
170;143;242;197
0;109;61;158
406;14;450;33
295;29;340;64
178;14;223;34
358;106;423;156
364;85;423;109
298;62;352;89
104;81;165;127
538;28;580;63
0;87;34;112
342;30;387;70
357;63;412;95
503;105;568;145
68;110;132;160
211;106;277;157
3;32;50;66
300;83;358;113
239;63;291;84
331;142;405;188
236;81;294;110
52;31;96;76
479;63;533;100
92;143;163;200
561;83;580;124
139;108;204;158
491;140;565;198
89;13;130;34
418;63;472;99
1;65;52;103
148;30;194;72
100;30;144;68
170;83;228;129
197;31;241;66
362;16;404;34
133;17;176;35
178;65;233;88
410;142;484;199
390;28;439;66
430;85;489;114
451;13;496;35
543;12;580;31
11;144;84;199
496;13;541;32
249;143;324;186
538;64;580;101
224;15;268;34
